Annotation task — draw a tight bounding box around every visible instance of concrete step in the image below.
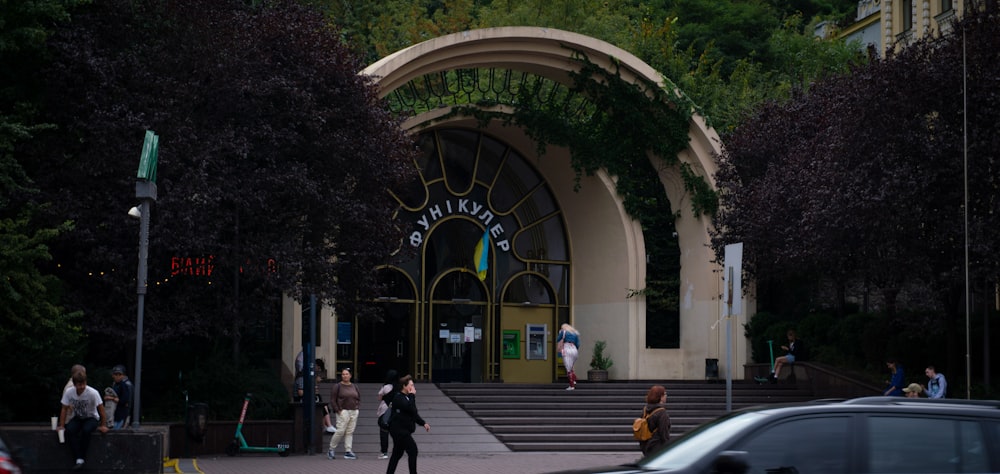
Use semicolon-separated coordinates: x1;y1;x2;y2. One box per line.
438;381;816;452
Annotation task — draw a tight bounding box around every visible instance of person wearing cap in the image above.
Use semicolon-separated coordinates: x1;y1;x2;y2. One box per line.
104;365;133;429
903;383;923;398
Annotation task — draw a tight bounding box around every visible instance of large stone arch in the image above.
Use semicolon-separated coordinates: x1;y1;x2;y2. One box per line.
348;27;744;380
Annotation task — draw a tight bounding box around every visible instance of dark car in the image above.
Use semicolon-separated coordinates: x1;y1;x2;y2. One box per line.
548;397;1000;474
0;433;23;474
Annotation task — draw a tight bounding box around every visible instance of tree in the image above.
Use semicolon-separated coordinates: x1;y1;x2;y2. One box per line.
0;0;87;422
712;2;1000;374
22;0;419;365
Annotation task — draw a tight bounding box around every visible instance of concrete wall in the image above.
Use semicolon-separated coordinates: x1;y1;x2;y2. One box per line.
2;427;163;473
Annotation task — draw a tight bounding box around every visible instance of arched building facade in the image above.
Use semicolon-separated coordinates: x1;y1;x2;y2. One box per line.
281;27;752;384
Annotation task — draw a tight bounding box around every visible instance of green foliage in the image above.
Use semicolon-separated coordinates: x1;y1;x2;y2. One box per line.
713;4;1000;333
142;344;291;422
0;169;82;421
27;0;419;353
590;340;614;370
449;53;717;220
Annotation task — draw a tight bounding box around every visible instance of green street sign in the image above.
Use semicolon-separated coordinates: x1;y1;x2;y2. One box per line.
137;130;159;182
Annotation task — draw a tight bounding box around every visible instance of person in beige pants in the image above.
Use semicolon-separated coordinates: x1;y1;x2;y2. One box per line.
327;368;361;459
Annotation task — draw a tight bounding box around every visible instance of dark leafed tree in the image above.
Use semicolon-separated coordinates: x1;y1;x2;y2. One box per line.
0;0;88;421
22;0;419;362
712;2;1000;369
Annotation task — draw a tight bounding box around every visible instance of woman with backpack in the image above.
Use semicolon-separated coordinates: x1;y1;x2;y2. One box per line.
638;385;671;457
376;369;398;460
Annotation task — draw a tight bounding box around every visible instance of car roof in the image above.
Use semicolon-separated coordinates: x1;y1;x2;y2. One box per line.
744;396;1000;418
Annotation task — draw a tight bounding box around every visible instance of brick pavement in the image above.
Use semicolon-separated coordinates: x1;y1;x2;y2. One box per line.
191;382;643;472
194;451;642;473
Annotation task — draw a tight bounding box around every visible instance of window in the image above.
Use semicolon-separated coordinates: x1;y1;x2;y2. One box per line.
867;416;989;473
902;0;913;31
941;0;953;12
733;416;850;474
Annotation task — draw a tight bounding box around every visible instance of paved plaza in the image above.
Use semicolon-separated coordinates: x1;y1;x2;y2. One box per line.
195;451;641;474
191;382;642;473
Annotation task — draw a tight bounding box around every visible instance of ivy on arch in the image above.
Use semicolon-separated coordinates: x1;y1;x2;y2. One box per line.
392;51;718;348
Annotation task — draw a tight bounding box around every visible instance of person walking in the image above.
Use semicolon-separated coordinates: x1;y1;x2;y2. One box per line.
105;365;132;429
883;359;905;396
557;323;581;390
638;385;671;457
386;375;430;474
59;370;109;470
376;369;399;460
923;365;947;399
326;368;360;460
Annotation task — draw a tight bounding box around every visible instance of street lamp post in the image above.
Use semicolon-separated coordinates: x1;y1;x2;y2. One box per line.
132;130;159;427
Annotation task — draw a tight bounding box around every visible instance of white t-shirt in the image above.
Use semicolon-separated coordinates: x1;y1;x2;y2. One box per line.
62;385;103;420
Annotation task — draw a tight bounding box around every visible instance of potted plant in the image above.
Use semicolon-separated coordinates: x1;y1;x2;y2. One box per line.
588;340;614;382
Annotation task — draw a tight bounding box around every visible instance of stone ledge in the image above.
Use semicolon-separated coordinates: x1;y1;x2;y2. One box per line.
2;427;163;473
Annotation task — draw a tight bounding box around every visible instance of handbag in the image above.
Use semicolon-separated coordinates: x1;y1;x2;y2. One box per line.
379;404;393;429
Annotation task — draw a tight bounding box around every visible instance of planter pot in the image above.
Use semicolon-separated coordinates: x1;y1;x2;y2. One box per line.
587;369;608;382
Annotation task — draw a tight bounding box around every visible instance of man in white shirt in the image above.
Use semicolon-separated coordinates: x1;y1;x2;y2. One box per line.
58;370;109;470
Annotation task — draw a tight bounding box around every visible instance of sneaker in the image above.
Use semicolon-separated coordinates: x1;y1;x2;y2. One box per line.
344;452;357;460
378;453;389;460
565;386;575;390
74;459;85;470
327;450;336;460
325;426;336;433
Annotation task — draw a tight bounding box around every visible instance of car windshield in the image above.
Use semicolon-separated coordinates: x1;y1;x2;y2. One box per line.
639;411;766;471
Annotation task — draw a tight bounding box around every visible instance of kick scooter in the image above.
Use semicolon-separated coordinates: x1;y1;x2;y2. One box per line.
226;393;290;457
754;339;775;384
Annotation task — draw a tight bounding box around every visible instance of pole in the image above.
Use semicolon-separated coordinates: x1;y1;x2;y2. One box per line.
725;267;733;413
132;131;158;427
304;295;317;454
963;28;971;400
133;190;153;428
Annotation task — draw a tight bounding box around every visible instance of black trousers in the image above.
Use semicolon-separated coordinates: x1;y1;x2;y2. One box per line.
379;420;391;454
386;430;418;473
65;416;99;460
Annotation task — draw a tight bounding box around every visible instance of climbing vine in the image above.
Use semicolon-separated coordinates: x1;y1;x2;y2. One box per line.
401;51;718;348
435;52;718;218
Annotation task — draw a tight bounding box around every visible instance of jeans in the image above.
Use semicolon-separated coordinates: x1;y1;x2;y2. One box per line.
65;416;99;460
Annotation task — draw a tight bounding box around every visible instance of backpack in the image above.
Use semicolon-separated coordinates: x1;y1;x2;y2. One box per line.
378;386;397;430
632;407;665;441
378;404;393;430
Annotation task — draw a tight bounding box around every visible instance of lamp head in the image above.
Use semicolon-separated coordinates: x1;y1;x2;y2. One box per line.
128;206;141;219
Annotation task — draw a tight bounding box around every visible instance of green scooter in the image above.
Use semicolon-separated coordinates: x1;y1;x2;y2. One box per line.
754;339;775;384
225;393;290;457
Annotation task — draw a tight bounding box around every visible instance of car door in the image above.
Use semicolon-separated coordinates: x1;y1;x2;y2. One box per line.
863;415;992;473
727;415;853;474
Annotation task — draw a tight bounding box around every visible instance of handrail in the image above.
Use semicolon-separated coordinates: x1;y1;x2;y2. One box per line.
745;362;882;398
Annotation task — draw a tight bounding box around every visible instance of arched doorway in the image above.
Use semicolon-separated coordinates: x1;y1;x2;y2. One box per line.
287;27;736;385
377;128;570;382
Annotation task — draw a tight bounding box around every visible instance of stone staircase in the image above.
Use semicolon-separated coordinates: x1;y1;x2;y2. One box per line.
438;381;816;451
